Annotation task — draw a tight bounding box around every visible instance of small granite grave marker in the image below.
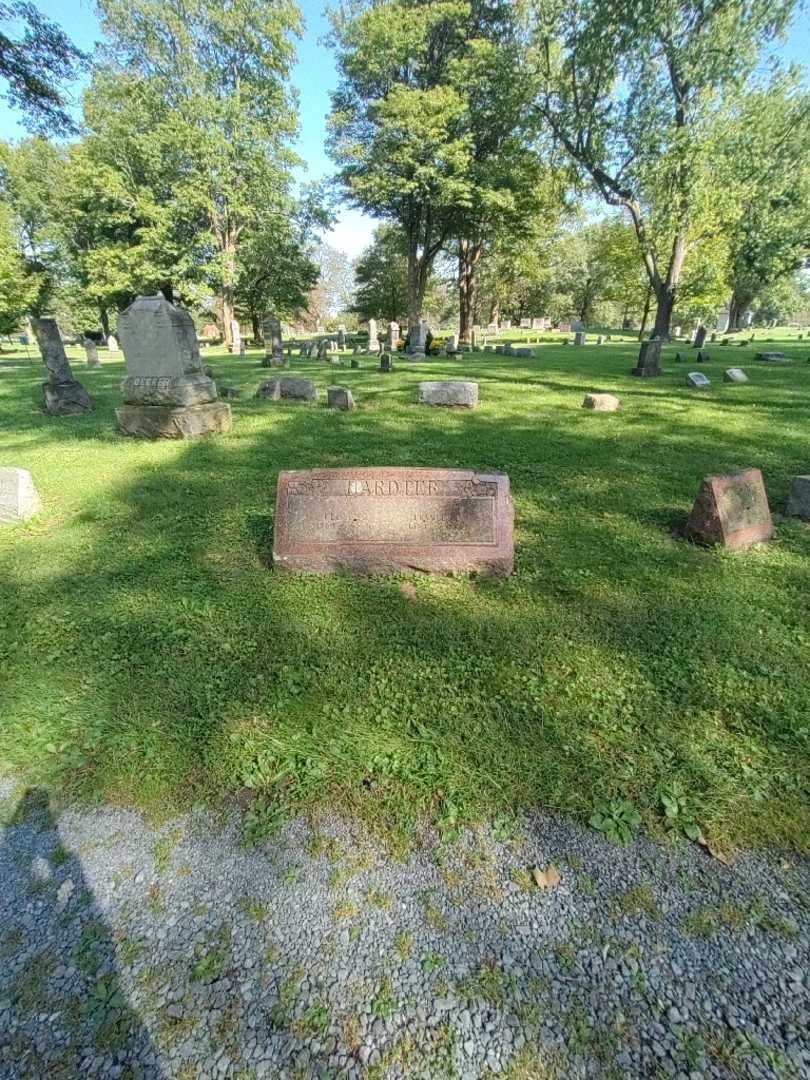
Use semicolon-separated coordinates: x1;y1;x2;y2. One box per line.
687;371;710;388
685;468;774;549
574;331;587;346
380;353;394;373
272;467;514;575
256;377;317;402
387;322;399;351
582;393;620;412
724;368;748;384
786;476;810;520
755;351;787;364
0;467;41;523
327;386;355;411
693;326;707;349
418;381;478;408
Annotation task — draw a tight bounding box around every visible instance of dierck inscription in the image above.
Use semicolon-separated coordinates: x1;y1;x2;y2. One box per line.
273;468;513;575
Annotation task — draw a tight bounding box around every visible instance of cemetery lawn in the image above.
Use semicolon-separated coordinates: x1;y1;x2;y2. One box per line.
1;336;809;856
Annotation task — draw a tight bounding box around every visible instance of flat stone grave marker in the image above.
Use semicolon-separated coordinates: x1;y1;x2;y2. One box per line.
582;393;621;412
418;381;478;408
787;476;810;520
272;467;514;575
756;352;787;364
327;386;355;411
685;468;774;550
724;368;748;384
0;467;41;523
687;372;710;389
256;377;317;402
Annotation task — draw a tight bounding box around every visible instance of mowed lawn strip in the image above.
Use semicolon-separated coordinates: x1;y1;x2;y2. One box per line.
1;335;809;853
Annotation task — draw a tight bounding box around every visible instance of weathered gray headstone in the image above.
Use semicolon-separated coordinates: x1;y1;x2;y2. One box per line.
380;352;394;373
0;467;41;523
116;295;231;438
418;381;478;408
446;334;459;355
756;351;787;364
786;475;810;520
337;328;346;350
387;322;399;351
724;368;748;384
693;326;707;349
229;319;241;354
513;347;533;357
596;334;605;345
262;315;284;367
327;386;355;411
368;318;379;354
632;338;662;377
582;393;621;412
83;339;101;368
317;339;329;360
408;320;427;358
272;467;514;576
32;317;94;416
574;331;587;345
687;371;710;389
256;377;317;402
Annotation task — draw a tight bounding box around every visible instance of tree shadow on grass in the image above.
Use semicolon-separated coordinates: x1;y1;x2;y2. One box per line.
0;787;156;1078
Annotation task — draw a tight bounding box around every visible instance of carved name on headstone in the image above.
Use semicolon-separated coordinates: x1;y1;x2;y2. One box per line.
272;468;514;575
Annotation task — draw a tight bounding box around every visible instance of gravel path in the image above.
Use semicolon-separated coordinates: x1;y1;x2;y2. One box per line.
0;777;808;1080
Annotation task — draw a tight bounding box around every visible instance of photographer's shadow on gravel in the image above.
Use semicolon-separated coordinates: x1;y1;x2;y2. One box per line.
0;787;156;1079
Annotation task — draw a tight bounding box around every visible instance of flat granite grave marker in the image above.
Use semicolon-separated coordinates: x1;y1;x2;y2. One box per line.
272;467;514;575
786;476;810;520
684;468;774;550
256;377;317;402
418;381;478;408
0;467;41;523
116;295;232;438
756;351;787;364
687;372;710;389
724;368;748;384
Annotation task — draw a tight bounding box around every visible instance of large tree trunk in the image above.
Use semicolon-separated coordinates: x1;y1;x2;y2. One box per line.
251;310;262;344
220;230;238;349
639;285;652;339
406;246;426;337
98;305;110;339
652;228;688;339
728;289;754;331
458;239;482;344
652;285;675;339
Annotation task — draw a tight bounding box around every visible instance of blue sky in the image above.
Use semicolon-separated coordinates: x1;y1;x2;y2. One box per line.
0;0;808;258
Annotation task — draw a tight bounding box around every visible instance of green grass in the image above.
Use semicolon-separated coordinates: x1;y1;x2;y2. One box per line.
1;333;809;852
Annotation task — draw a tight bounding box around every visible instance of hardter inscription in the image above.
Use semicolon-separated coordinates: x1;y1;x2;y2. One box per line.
273;468;513;575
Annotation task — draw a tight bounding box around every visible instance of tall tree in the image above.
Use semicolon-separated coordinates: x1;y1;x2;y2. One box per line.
0;1;84;133
531;0;798;339
351;224;409;324
95;0;303;345
327;0;473;338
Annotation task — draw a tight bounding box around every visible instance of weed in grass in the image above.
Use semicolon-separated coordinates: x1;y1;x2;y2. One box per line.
12;952;52;1011
423;894;448;933
191;947;226;984
334;901;359;921
371;975;397;1019
0;926;23;959
578;873;597;897
496;1047;562;1079
291;1000;330;1039
460;960;509;1006
394;931;413;960
237;897;268;922
365;888;394;911
421;952;446;974
51;842;70;868
554;944;577;975
612;884;661;920
682;908;719;938
152;829;182;873
146;882;165;916
307;833;341;861
510;867;535;892
118;937;144;967
282;865;301;886
158;1014;195;1049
